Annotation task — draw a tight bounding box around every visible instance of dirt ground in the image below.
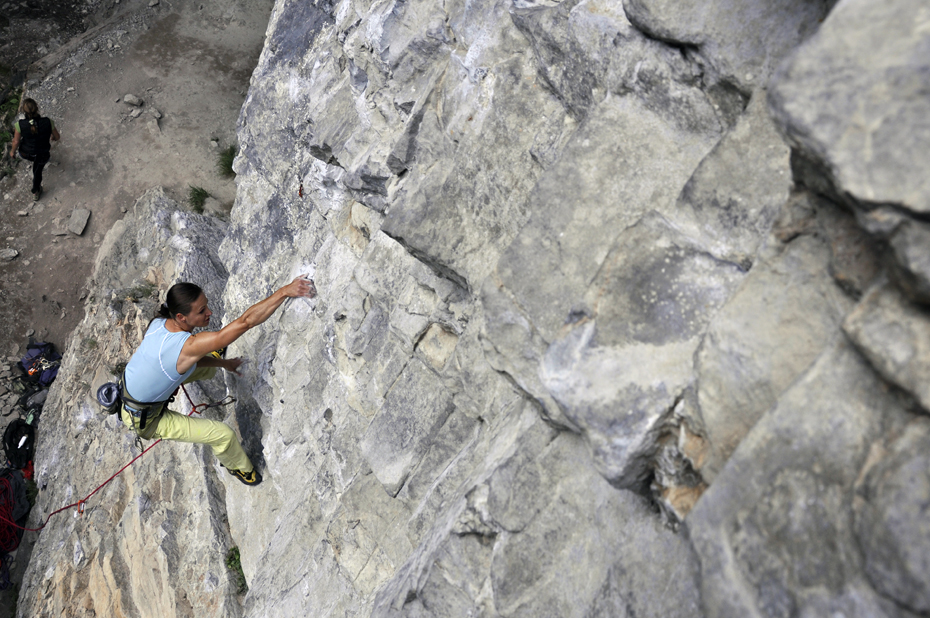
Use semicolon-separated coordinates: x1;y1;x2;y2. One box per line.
0;0;274;355
0;0;274;611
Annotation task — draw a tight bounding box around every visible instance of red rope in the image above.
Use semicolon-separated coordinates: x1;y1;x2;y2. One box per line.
0;384;229;534
0;438;164;532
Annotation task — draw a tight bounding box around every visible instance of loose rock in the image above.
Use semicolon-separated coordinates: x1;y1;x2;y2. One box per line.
68;208;91;235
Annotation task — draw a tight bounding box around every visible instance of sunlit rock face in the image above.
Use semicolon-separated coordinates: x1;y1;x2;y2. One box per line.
18;0;930;616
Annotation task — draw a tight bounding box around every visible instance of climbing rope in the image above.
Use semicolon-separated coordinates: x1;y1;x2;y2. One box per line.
0;384;236;534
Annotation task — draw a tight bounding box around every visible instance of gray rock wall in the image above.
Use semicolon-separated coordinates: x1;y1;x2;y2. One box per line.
17;0;930;616
17;188;242;618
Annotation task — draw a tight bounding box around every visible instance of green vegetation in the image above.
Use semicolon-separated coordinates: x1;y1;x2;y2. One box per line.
225;547;248;594
0;88;21;148
83;338;98;350
188;185;209;213
25;478;37;508
0;90;20;117
217;144;237;178
126;282;156;302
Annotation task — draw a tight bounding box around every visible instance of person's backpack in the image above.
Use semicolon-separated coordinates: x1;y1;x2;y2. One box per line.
3;419;35;470
18;342;61;388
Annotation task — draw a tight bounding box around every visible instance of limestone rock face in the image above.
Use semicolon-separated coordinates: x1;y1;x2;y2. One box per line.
844;284;930;413
688;340;915;618
17;0;930;616
17;188;241;618
623;0;836;95
769;0;930;217
854;417;930;615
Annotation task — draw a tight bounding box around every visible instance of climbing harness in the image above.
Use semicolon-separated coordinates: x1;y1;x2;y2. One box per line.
0;384;236;534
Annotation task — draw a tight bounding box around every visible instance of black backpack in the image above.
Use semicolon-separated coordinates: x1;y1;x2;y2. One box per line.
3;419;35;470
18;342;61;388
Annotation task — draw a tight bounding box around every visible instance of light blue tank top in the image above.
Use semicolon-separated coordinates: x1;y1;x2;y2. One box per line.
124;318;195;404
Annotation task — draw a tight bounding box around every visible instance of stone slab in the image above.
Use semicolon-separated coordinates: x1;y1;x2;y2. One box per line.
68;208;91;235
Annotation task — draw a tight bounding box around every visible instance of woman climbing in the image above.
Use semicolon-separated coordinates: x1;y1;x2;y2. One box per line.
9;98;60;201
121;275;316;486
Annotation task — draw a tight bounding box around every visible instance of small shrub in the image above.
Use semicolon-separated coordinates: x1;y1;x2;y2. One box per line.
188;185;209;213
217;144;237;178
83;338;97;350
225;547;248;594
0;90;19;117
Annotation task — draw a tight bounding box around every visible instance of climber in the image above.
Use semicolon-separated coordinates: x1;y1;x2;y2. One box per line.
120;275;316;486
9;98;60;201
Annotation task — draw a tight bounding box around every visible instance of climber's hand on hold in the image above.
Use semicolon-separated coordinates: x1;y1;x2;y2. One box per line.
224;357;245;376
283;275;316;299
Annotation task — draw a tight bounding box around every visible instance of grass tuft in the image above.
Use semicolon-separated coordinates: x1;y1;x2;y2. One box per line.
225;547;248;594
188;185;209;213
217;144;237;178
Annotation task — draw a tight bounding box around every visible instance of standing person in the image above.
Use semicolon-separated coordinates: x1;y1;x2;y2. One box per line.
9;98;60;201
121;275;316;486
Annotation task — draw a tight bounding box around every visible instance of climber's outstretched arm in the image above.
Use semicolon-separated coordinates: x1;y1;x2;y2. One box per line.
176;276;316;373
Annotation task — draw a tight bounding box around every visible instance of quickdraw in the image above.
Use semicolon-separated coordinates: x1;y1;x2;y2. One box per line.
191;395;236;413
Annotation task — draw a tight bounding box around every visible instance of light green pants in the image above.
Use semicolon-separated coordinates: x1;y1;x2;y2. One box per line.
121;366;253;473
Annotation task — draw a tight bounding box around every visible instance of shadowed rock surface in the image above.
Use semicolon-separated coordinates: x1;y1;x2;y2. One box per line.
14;0;930;616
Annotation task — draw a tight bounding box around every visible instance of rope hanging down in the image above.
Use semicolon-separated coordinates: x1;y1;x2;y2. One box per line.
0;385;235;534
